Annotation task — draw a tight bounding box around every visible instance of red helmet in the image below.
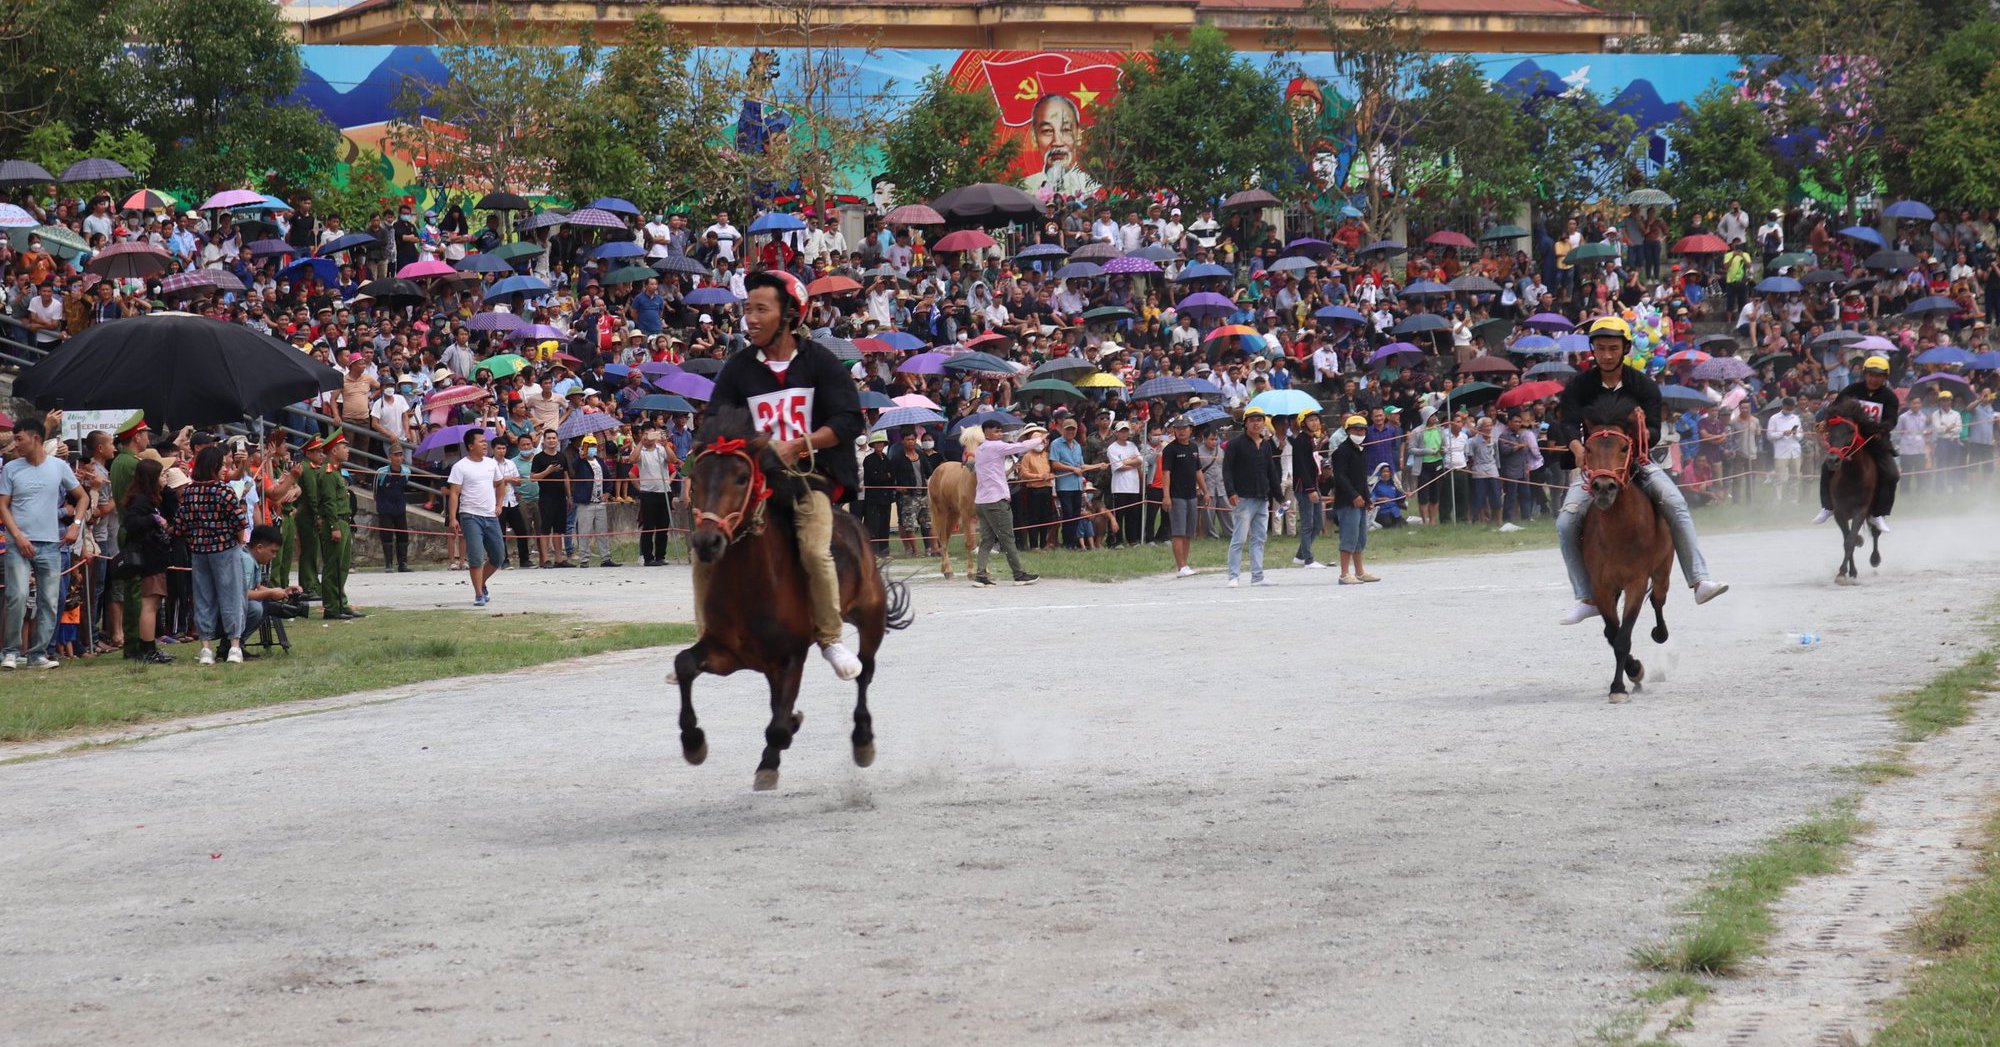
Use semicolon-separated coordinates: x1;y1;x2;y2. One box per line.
747;270;809;315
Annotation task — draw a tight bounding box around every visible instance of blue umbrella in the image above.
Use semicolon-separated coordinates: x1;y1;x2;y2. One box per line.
1134;376;1196;399
1968;352;2000;372
878;331;926;352
871;406;948;432
1182;405;1233;427
1555;333;1591;353
859;390;897;409
1915;346;1975;366
556;412;623;440
1185;377;1224;397
947;410;1021;434
1904;295;1962;319
457;253;517;273
280;257;337;285
1054;261;1104;281
1753;276;1803;294
747;212;806;234
1017;243;1067;260
1177;292;1236;319
1525;361;1576;379
632;393;697;414
1174;262;1232;282
942;351;1015;374
1315;304;1366;323
603;363;633;380
1133;245;1179;262
1392;313;1450;335
684;286;739;306
1247;389;1323;416
591;241;644;260
1267;256;1318;273
485;275;551;301
1399;280;1453;298
587;197;642;216
1838;225;1886;248
1510;335;1560;354
245;238;293;259
1882;200;1935;221
1659;385;1711;408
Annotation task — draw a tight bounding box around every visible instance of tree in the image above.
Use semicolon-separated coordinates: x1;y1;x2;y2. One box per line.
303;150;395;228
880;72;1020;203
1311;2;1444;231
575;11;739;209
1085;26;1291;205
1904;70;2000;210
1658;87;1784;217
745;0;892;215
19;121;154;195
0;0;133;152
1521;88;1644;216
1403;60;1535;231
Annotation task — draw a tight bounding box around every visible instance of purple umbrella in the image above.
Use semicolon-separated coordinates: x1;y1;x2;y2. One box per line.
416;425;488;460
245;238;294;258
1284;237;1333;259
508;324;567;342
1176;292;1237;319
651;372;715;400
1690;357;1754;382
639;360;685;381
1916;373;1972;392
1523;312;1575;332
897;352;948;375
556;411;624;440
564;207;628;230
198;188;265;211
1369;342;1426;366
1555;333;1590;354
1102;255;1161;274
466;312;523;333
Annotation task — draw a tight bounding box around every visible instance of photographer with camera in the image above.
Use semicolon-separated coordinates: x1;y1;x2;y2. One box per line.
241;524;308;643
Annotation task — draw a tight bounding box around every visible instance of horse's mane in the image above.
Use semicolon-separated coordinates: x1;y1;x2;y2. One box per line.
692;406;811;505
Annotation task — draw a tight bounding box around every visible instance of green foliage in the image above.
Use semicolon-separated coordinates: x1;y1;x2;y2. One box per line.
573;11;738;209
1085;26;1291;205
1659;88;1784;218
1405;60;1535;228
305;150;396;228
0;0;134;152
1522;89;1642;212
1314;2;1426;229
881;72;1021;203
18;121;154;195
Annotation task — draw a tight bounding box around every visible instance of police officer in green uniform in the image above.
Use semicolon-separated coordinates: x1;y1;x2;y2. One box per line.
311;432;366;620
108;412;148;658
293;434;326;598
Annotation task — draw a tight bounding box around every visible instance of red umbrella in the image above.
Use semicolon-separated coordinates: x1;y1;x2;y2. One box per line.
1496;380;1565;408
933;229;996;253
883;204;944;226
853;337;894;355
1423;230;1475;249
807;274;861;297
1460;356;1520;376
1674;234;1729;254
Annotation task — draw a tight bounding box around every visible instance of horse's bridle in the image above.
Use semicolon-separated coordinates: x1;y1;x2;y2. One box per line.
1582;413;1649;488
1821;416;1874;462
688;437;772;544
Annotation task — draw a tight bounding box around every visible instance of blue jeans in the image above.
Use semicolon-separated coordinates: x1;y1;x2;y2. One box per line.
1335;504;1368;553
2;541;62;661
1056;488;1082;548
1294;492;1323;562
191;548;246;642
1228;498;1269;581
1556;464;1711;602
461;514;504;568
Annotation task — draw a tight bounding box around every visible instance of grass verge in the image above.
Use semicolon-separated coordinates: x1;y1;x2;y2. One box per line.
1874;807;2000;1047
0;611;692;743
1889;649;1999;743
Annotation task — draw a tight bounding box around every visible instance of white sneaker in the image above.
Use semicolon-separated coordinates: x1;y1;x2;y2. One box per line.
1251;577;1273;586
225;646;243;664
1302;561;1328;570
1559;601;1599;626
0;653;14;670
821;642;863;681
1694;580;1730;605
1869;516;1891;533
1291;556;1307;566
1176;566;1195;578
196;646;215;666
1811;508;1833;524
26;655;58;670
1226;577;1239;588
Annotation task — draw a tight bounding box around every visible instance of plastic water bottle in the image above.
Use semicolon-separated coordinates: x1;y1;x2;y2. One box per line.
1783;632;1822;648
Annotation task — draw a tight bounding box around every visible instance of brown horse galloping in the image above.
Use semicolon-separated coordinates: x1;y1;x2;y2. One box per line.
1822;399;1881;585
1579;409;1675;704
674;407;913;790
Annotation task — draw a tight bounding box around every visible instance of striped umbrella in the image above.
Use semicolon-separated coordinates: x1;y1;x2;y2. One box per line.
466;312;523;333
564;208;628;230
60;158;135;183
870;406;947;432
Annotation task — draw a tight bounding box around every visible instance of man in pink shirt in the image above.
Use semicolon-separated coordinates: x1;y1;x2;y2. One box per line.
971;417;1044;587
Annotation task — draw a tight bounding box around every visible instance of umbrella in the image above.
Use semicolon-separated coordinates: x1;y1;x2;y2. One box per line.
1267;256;1318;274
930;183;1039;224
1182;406;1233;427
518;211;569;231
466;312;524;334
685;286;739;306
475;191;531;211
587;197;642;217
1203;324;1260;342
651;373;715;400
1693;333;1740;352
1423;230;1475;249
678;358;724;376
1176;292;1237;319
948;410;1023;434
565;208;629;230
1082;305;1136;323
279;257;338;286
807;275;861;296
1284;237;1334;258
243;238;293;259
1666;349;1712;367
818;337;862;362
13;312;339;424
473;353;531;377
746;212;806;235
1358;239;1407;256
355;277;426;303
1916;346;1976;366
1134;245;1179;262
1523;312;1575;332
398;260;458;279
0;203;34;228
1013;379;1087;406
493;242;547;262
84;242;174;279
1031;357;1096;378
892;393;942;409
507;324;567;343
200;270;247;293
898;352;947;375
853;337;894;355
1568;242;1618;264
1749;351;1795;372
1070;242;1122;263
1620;188;1674;206
1691;357;1754;381
317;232;377;256
1368;343;1425;367
877;331;926;352
1865;249;1920;271
1838;225;1886;248
637;360;683;382
1017;243;1068;260
1103;256;1161;275
858;390;897;410
1970;353;2000;372
1673;234;1729;254
1246;389;1322;416
933;229;996;252
426;385;491;411
1802;270;1844;286
556;412;624;441
1770;252;1813;271
1915;373;1972;391
589;241;645;260
1525;361;1576;379
228;194;291;214
1446;382;1501;407
943;351;1016;374
1184;377;1226;399
60;158;134;183
1392;313;1451;335
1659;385;1711;409
1459;356;1519;376
196;188;263;210
870;406;948;432
120;189;177;212
632;393;698;414
1849;335;1898;354
416;425;489;460
1073;372;1125;389
0;159;53;186
1497;380;1566;408
601;265;657;285
484;275;550;301
1509;335;1559;354
1882;200;1935;221
1448;275;1501;294
1175;262;1232;282
1480;224;1529;242
652;252;708;276
1134;376;1197;399
1399;280;1453;298
230;217;280;239
1316;304;1366;324
1813;329;1865;347
883;204;944;226
1753;276;1803;294
157;271;215;296
457;253;518;274
11;224;85;255
1223;189;1279;209
1903;295;1962;319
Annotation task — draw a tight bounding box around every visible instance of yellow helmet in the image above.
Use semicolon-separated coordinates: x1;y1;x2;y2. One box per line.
1586;316;1633;342
1297;408;1322;422
1863;355;1890;373
1242;406;1267;418
1343;414;1368;429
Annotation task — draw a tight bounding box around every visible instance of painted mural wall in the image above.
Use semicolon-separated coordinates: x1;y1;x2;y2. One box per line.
294;45;1748;207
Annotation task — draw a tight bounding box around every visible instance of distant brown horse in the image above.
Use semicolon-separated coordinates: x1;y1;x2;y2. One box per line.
1822;398;1881;585
927;429;981;578
1579;409;1674;704
673;407;913;790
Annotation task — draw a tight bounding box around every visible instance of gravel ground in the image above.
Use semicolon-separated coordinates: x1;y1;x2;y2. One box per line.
3;517;1995;1047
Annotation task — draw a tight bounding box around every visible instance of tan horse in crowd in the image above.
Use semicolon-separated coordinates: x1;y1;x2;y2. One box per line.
927;429;981;578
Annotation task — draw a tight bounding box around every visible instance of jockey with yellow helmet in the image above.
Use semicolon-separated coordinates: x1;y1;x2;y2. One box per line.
1811;354;1900;532
1553;315;1730;626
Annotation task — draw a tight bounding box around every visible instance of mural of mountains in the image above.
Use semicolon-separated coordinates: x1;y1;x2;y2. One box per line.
292;45;451;127
1606;79;1681;133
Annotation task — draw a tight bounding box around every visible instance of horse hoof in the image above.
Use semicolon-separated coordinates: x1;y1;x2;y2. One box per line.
1628;660;1645;689
684;743;708;766
790;710;804;734
1608;690;1630;704
853;742;876;768
753;769;780;791
682;729;707;765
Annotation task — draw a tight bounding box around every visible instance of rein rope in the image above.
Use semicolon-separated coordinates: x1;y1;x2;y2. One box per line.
1582;412;1648;488
1821;416;1875;462
688;437;774;544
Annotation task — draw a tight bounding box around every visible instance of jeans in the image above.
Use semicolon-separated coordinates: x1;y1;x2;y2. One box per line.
1556;465;1711;602
975;500;1026;578
575;501;610;561
1294;491;1323;562
1056;488;1082;548
461;514;504;569
2;541;62;661
1501;476;1533;521
190;548;246;643
1335;504;1367;553
1227;498;1269;581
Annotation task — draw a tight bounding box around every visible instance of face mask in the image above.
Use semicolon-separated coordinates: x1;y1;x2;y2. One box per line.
587;447;598;457
919;439;935;450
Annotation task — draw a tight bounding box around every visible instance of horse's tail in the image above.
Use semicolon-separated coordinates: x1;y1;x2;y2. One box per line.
882;566;915;632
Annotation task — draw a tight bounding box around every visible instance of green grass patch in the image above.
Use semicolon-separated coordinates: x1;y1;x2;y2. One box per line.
1633;798;1863;977
0;611;692;743
1888;650;1999;743
1874;808;2000;1047
1835;756;1919;786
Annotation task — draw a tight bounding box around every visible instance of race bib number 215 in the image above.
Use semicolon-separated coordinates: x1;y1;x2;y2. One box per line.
748;388;816;443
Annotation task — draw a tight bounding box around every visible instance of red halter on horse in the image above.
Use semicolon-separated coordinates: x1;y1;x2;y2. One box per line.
1578;408;1674;703
687;436;773;544
1821;415;1874;463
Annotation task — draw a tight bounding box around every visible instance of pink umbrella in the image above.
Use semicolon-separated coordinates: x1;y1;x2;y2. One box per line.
197;188;264;210
933;229;996;253
426;385;491;410
398;260;457;279
1424;230;1475;249
884;204;944;226
892;393;940;410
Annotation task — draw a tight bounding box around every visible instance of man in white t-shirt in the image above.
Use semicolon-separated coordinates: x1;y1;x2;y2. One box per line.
704;211;741;262
643;213;675;259
25;285;64;346
446;428;506;606
1104;422;1145;547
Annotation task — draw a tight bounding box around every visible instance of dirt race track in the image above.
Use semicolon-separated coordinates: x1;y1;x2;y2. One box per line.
3;518;1995;1046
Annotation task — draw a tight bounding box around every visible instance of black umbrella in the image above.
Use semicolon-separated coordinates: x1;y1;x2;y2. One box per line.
1223;189;1279;210
0;159;53;186
1801;269;1843;286
60;158;135;183
355;278;428;304
1865;249;1920;271
14;313;341;425
678;357;725;376
651;252;709;276
475;191;532;211
930;183;1040;226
